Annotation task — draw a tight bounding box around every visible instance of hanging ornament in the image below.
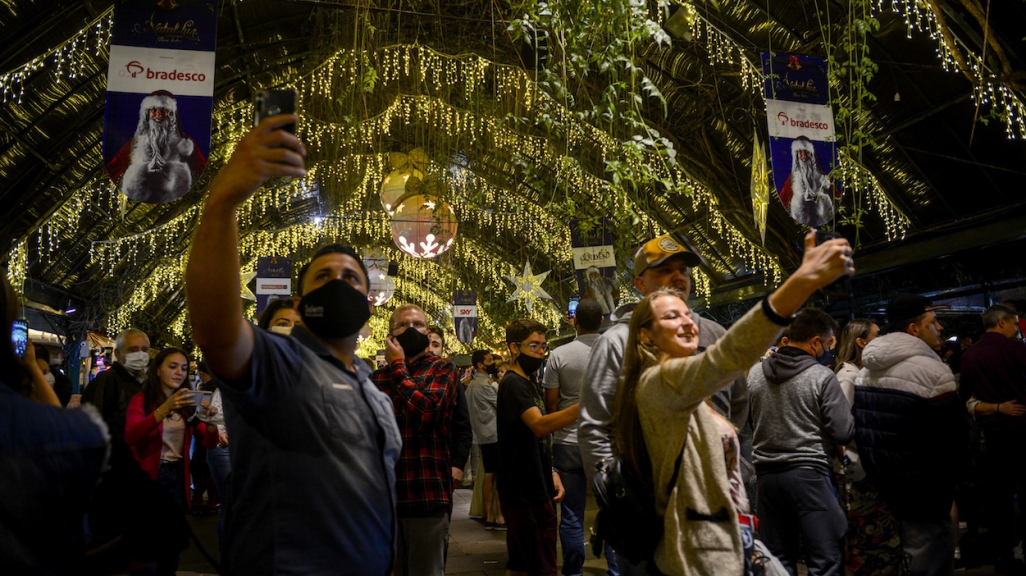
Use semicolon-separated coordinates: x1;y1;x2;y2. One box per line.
379;148;428;214
505;261;553;313
368;266;396;306
380;169;425;215
390;193;458;259
750;139;771;245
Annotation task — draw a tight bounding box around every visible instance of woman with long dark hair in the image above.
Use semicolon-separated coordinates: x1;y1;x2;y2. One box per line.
612;232;853;574
124;347;212;574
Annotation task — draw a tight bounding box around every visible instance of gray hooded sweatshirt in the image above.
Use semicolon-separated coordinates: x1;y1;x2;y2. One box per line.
748;346;854;474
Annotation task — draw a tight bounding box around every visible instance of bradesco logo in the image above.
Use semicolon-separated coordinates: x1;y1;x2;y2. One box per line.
776;111;829;131
120;61;206;82
125;61;144;78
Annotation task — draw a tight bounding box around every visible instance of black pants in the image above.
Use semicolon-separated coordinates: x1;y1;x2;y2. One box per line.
984;432;1026;561
757;467;846;576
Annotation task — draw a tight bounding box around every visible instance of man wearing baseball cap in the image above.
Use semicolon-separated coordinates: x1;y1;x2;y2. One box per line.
578;234;743;575
852;293;967;575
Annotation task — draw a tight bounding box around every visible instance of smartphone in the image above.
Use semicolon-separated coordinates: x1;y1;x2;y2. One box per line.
12;320;27;358
191;390;213;408
567;296;580;319
253;89;297;133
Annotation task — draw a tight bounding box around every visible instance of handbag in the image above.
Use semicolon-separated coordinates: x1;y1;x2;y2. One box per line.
590;448;683;569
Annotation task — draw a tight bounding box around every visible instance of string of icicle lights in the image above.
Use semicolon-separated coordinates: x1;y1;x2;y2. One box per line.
878;0;1026;139
0;7;113;104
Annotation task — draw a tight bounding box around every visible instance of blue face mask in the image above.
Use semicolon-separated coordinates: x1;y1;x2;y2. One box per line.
818;347;836;368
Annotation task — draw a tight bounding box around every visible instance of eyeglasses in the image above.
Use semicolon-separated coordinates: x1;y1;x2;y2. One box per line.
517;341;549;353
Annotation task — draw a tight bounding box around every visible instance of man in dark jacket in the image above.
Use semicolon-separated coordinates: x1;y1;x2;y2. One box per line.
748;308;853;576
81;328;150;451
960;304;1026;572
853;294;967;576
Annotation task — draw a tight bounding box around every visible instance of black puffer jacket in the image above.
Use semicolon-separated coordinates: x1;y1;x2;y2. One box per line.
853;386;968;522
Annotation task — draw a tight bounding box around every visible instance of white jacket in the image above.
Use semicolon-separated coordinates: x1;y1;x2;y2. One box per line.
855;332;956;398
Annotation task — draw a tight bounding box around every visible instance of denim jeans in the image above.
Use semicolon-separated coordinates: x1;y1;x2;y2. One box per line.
207;445;231;553
552;444;619;576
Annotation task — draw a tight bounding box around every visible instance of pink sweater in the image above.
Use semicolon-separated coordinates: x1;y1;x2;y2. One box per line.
125;392;215;510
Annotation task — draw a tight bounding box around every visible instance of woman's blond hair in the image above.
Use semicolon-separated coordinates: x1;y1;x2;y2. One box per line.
612;287;687;486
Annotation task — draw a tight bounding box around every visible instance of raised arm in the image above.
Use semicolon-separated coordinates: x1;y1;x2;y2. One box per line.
649;230;854;406
378;357;458;430
186;115;306;383
767;230;853;317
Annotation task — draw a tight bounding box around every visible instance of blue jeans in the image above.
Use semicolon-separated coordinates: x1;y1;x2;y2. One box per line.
207;445;231;553
552;444;618;576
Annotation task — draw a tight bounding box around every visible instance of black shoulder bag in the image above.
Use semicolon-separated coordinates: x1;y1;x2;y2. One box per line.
590;446;684;570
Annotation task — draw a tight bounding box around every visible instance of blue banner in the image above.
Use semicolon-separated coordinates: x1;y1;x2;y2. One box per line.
453;290;477;344
762;52;841;228
255;257;292;317
103;0;217;204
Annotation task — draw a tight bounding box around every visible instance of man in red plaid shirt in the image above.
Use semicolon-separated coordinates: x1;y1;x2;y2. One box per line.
372;303;459;576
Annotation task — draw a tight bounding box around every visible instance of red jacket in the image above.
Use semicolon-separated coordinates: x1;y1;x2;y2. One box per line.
125;392;216;510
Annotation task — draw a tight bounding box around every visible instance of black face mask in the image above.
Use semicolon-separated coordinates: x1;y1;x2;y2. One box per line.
394;327;430;359
485;363;498;376
515;347;545;375
298;279;371;340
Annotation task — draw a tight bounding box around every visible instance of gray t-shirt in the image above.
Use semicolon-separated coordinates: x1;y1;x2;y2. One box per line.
465;371;498;445
542;333;600;445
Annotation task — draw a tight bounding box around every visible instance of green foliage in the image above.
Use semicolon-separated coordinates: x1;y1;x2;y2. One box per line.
817;0;880;245
506;0;678;223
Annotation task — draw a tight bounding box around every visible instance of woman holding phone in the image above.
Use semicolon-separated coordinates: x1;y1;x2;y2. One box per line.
612;231;853;574
125;347;213;573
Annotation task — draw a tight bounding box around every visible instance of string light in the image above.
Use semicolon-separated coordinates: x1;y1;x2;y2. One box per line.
15;39;863;340
879;0;1026;140
0;7;113;104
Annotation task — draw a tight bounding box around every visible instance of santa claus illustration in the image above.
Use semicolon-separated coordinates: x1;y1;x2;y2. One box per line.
779;136;838;228
106;90;207;204
582;266;617;315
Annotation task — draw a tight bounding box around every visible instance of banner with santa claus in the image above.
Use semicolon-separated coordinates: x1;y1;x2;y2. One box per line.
761;52;841;228
570;217;618;316
103;0;217;204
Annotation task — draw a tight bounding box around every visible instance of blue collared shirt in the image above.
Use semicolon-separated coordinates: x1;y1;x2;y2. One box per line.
217;325;401;576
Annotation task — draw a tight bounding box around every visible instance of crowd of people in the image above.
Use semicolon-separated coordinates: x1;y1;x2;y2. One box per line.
2;116;1025;576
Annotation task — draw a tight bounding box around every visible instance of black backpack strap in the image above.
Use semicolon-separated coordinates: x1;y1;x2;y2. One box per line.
665;440;685;496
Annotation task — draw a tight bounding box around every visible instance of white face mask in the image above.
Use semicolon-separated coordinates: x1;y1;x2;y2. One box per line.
44;372;56;387
122;350;150;373
269;325;293;336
